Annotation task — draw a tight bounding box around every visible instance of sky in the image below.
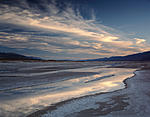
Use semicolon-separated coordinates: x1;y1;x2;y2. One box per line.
0;0;150;60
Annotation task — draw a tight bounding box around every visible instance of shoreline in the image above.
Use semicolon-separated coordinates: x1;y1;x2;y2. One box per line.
27;68;139;117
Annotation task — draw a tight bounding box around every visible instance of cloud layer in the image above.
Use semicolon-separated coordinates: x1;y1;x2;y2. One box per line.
0;0;149;59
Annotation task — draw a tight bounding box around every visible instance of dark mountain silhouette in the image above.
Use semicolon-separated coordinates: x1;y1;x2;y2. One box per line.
86;51;150;61
1;51;150;61
0;52;41;60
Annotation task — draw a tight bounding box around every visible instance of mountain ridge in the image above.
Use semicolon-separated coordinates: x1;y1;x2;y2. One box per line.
85;51;150;61
0;51;150;61
0;52;41;60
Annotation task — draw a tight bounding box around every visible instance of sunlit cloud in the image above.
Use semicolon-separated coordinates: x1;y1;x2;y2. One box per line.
134;38;146;44
0;34;28;42
0;4;113;42
0;0;149;59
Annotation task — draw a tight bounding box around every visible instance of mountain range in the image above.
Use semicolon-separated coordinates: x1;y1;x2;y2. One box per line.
0;52;41;60
0;51;150;61
86;51;150;61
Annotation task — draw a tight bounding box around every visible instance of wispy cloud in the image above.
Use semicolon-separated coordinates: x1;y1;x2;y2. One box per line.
134;38;146;44
0;0;149;59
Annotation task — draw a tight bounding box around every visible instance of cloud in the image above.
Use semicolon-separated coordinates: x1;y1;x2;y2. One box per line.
0;2;119;42
0;33;28;41
134;38;146;44
0;0;149;59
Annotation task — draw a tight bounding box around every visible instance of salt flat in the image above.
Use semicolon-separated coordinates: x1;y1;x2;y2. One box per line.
0;61;150;117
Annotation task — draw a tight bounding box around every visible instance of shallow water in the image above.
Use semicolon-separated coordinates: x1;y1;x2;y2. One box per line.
0;62;135;117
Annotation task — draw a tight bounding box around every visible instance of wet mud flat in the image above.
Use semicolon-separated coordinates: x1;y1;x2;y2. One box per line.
0;61;150;117
28;62;150;117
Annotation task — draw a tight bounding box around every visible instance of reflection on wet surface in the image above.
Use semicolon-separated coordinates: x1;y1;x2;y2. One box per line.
0;62;135;117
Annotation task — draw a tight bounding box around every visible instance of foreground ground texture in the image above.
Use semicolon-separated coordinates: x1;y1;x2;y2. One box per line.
28;62;150;117
0;61;150;117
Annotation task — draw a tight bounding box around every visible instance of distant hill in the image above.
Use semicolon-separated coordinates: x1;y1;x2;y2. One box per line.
86;51;150;61
0;52;41;61
1;51;150;61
